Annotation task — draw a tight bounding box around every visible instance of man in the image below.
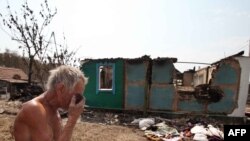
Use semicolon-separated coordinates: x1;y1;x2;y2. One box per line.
13;65;88;141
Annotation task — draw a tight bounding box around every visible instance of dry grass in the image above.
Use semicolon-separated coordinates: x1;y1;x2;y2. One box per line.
0;99;146;141
0;114;15;141
2;99;248;141
72;122;146;141
0;114;146;141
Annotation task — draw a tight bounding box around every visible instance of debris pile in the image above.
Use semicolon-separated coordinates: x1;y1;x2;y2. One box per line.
104;113;119;124
0;100;22;115
131;117;224;141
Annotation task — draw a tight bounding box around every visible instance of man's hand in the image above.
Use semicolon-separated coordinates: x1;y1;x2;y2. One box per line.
67;95;84;122
57;95;85;141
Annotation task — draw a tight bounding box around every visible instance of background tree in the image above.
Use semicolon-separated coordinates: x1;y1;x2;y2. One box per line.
0;0;79;88
0;0;56;84
0;49;24;69
33;32;80;89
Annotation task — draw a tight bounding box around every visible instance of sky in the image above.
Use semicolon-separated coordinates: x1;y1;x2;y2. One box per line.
0;0;250;72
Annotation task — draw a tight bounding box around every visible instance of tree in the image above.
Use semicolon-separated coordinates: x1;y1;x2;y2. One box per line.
0;0;79;87
32;32;80;89
0;49;28;73
0;0;56;84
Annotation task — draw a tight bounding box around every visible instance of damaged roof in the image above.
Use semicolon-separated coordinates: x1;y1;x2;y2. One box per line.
82;55;177;63
0;67;28;83
211;51;245;65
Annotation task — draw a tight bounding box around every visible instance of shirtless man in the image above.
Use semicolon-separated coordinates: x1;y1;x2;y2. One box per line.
13;65;88;141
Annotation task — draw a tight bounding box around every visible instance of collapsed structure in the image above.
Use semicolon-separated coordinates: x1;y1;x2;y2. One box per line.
84;53;250;117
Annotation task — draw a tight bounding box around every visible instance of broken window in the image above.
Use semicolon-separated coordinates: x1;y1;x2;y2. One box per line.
99;65;113;90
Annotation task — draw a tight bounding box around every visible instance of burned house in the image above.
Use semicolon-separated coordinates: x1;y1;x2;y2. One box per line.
193;66;215;86
0;67;28;99
81;54;250;117
182;69;195;86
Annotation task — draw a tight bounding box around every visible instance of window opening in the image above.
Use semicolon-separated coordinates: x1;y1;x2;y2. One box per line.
99;65;113;90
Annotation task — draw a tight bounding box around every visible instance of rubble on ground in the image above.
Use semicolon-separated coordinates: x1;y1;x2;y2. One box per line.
0;100;22;115
81;109;226;140
131;117;224;141
2;100;250;141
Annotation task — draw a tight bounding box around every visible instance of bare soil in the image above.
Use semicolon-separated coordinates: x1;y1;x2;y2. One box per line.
0;100;146;141
1;99;249;141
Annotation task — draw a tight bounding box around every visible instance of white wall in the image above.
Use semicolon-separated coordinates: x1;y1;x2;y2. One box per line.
228;57;250;117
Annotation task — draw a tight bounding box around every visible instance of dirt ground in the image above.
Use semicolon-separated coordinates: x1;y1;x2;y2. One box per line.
0;114;146;141
1;99;249;141
0;100;146;141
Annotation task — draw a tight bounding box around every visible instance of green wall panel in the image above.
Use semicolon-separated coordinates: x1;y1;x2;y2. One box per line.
152;62;174;83
150;85;175;110
126;85;145;109
178;100;204;112
81;60;124;109
208;88;235;113
213;64;237;85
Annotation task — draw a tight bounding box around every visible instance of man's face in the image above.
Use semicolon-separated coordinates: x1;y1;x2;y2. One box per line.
61;79;85;110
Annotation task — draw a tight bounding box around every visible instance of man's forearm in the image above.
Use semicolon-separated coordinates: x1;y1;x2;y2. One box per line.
57;118;77;141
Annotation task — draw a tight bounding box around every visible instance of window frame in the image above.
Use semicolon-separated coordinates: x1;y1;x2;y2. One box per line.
96;63;115;94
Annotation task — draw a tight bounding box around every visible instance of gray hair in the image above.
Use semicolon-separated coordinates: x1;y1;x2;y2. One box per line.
46;65;88;92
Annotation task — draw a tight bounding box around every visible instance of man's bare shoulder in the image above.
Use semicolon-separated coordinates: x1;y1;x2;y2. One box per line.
16;99;46;124
13;98;47;140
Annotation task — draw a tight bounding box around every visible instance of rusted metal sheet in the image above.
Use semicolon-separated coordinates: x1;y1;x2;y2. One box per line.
82;55;247;117
124;61;148;110
208;58;241;113
177;86;204;112
150;84;175;110
212;63;239;85
174;58;241;114
126;85;145;109
149;60;176;111
208;88;235;113
151;61;174;84
178;100;204;112
126;63;147;82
